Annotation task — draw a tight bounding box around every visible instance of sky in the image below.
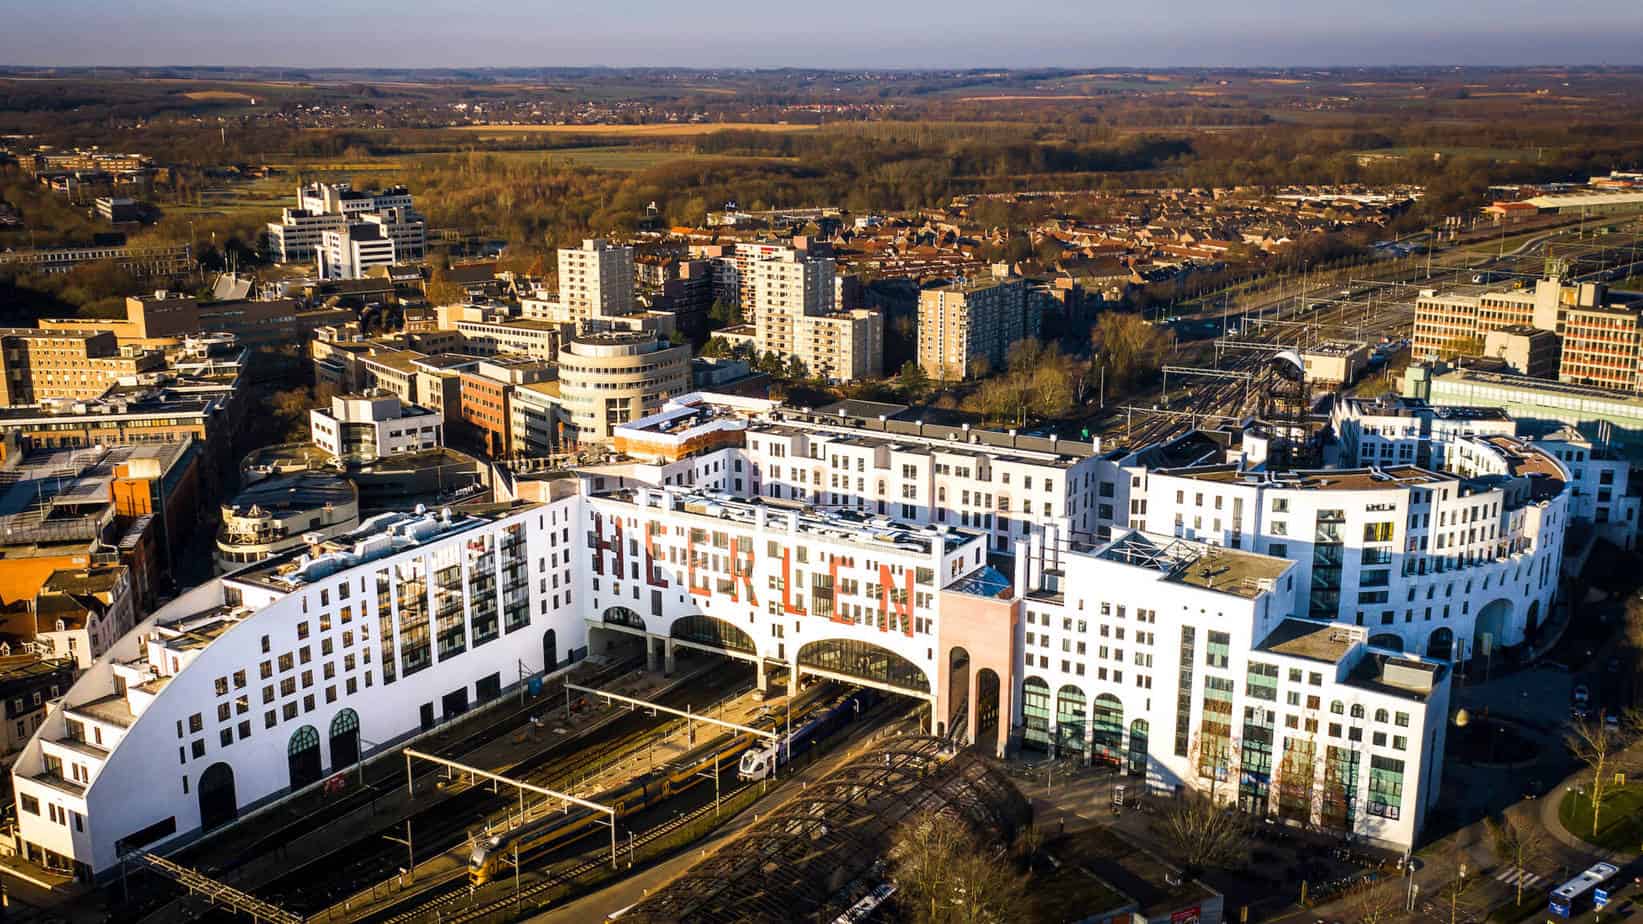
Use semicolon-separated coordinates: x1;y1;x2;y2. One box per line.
0;0;1640;69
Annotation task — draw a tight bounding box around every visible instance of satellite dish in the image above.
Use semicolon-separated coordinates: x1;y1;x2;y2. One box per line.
1268;349;1306;382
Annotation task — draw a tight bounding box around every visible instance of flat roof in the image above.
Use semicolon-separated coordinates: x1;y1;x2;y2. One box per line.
1159;463;1450;491
1258;619;1359;663
1098;531;1289;599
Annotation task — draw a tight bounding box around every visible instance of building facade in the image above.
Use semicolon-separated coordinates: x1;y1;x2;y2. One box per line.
556;332;690;445
917;277;1030;381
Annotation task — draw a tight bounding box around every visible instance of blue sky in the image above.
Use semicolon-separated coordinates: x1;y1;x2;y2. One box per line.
0;0;1639;68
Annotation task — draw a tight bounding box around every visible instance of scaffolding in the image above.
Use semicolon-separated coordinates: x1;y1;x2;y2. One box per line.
134;852;303;924
617;736;1031;924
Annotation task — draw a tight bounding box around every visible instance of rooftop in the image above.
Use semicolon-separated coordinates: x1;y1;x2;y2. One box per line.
597;487;980;560
1159;463;1449;491
1257;619;1362;663
232;502;532;593
1098;531;1290;599
223;471;356;515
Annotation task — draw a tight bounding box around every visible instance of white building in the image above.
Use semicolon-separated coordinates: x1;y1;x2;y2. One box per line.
317;222;396;281
12;502;583;879
1137;435;1569;662
310;392;443;464
1013;530;1448;847
268;183;423;265
1332;396;1517;470
557;239;636;323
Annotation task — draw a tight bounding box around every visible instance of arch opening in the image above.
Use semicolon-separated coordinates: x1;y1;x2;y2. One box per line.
1055;686;1086;757
1020;677;1050;751
329;708;360;771
198;762;237;831
288;725;322;790
1093;694;1124;767
796;638;929;695
671;614;755;654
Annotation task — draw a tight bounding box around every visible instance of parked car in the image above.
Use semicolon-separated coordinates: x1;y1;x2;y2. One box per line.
1573;684;1591;705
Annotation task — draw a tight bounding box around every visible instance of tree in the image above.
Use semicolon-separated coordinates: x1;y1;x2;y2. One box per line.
1342;877;1404;924
270;387;316;443
889;812;1028;924
700;336;733;358
1090;312;1172;387
898;360;930;394
1567;717;1621;837
425;261;468;307
1485;814;1545;908
707;297;743;329
784;355;809;382
1154;793;1249;871
1431;860;1484;924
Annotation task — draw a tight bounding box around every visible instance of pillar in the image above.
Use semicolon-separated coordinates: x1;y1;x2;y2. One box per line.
664;638;676;676
756;659;768;693
646;634;661;674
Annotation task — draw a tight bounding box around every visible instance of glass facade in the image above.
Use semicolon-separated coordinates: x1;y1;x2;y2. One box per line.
1021;678;1051;750
1056;686;1087;757
395;558;430;677
1174;626;1195;757
797;638;929;694
671;614;755;653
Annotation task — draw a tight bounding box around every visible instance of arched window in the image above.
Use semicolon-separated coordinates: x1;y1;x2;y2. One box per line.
1375;708;1390;723
1350;704;1365;719
1330;700;1344;715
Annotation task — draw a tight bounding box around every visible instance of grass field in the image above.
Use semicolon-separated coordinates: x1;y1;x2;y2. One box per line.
1558;783;1643;851
448;122;820;137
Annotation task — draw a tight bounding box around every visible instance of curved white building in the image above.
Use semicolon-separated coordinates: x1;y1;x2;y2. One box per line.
13;500;583;879
1137;432;1569;661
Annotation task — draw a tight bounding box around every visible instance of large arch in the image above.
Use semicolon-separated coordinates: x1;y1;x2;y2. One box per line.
288;725;322;790
975;668;1001;748
671;614;756;655
1427;627;1455;661
198;762;237;831
329;708;360;771
602;606;646;630
1055;685;1086;757
1368;633;1405;653
1092;694;1124;767
1127;719;1149;777
1525;599;1542;636
1474;599;1513;658
946;647;971;740
1020;677;1051;751
797;638;929;695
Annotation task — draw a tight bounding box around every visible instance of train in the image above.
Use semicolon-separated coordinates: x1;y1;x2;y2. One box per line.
737;689;878;781
468;683;863;885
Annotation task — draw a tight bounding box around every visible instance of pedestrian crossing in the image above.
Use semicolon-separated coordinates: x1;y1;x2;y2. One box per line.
1493;868;1546;888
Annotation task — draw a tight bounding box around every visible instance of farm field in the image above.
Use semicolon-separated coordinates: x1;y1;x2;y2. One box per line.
447;121;820;137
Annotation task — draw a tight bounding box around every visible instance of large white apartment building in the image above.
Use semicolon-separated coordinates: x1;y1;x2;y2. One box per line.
1012;530;1448;847
1136;435;1568;662
13;501;583;879
27;393;1585;878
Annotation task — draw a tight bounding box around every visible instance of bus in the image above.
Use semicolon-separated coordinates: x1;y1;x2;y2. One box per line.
1549;862;1619;918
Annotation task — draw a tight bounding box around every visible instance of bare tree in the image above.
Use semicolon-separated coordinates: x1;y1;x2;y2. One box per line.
1566;717;1620;836
889;811;1028;924
1154;793;1250;870
1485;814;1545;907
1432;862;1485;924
1342;877;1404;924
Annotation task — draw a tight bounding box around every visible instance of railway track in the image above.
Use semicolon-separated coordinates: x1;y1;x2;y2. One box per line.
282;664;778;919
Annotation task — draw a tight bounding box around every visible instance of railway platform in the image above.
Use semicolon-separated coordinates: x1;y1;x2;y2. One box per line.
299;652;783;923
